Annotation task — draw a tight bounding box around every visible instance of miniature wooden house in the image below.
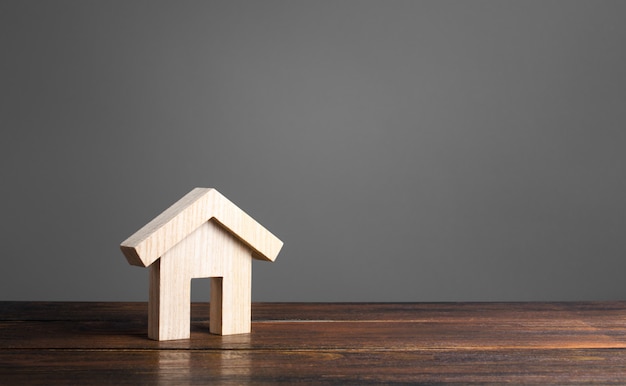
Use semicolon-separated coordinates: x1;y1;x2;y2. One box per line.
120;188;283;341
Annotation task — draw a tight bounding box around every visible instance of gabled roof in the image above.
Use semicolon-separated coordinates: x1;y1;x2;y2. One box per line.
120;188;283;267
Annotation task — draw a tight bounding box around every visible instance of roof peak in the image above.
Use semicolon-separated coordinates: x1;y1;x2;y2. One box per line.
120;188;283;267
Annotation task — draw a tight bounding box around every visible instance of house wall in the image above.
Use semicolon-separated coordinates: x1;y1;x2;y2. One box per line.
2;1;626;301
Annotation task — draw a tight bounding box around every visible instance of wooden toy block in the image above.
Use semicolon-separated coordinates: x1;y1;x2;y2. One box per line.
120;188;283;341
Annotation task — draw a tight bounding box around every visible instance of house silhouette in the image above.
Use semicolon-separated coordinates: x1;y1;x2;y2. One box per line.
121;188;283;341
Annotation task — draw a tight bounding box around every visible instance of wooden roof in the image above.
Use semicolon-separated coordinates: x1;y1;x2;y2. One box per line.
120;188;283;267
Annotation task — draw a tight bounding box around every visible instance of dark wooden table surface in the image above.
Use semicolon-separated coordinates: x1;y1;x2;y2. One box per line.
1;301;626;384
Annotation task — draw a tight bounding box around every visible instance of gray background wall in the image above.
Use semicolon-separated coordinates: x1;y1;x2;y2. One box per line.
2;0;626;302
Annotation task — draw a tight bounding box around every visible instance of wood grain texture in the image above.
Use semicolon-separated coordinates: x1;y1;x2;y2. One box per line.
120;187;283;266
120;188;281;340
148;221;252;339
1;302;626;384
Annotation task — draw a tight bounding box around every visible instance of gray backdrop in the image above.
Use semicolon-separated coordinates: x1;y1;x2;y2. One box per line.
2;1;626;302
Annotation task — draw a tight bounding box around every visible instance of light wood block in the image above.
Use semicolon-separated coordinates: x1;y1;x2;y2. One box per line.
121;188;283;340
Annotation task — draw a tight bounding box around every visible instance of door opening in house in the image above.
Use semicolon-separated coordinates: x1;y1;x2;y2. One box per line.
191;277;224;331
191;278;211;323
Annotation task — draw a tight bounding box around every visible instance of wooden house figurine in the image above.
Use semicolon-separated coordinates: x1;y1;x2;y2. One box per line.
120;188;283;341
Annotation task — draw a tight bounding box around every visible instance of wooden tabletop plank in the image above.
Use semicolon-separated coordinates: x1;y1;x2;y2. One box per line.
1;302;625;350
1;302;626;384
2;301;626;322
2;349;626;385
1;319;623;351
